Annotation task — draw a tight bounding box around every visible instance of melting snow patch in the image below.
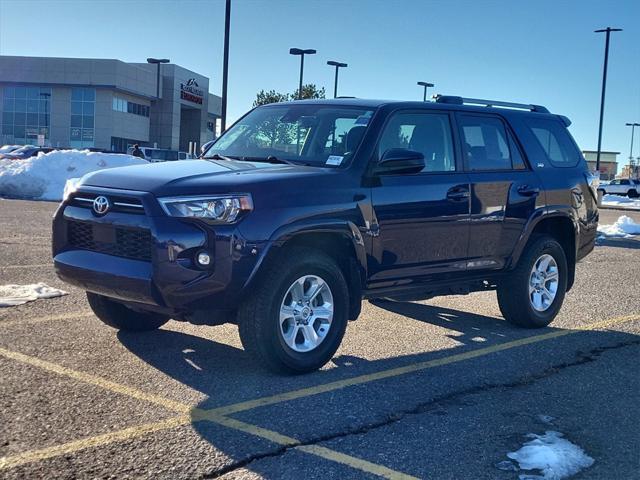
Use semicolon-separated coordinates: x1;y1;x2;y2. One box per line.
0;283;68;307
597;215;640;238
507;431;594;480
0;149;147;201
601;194;640;210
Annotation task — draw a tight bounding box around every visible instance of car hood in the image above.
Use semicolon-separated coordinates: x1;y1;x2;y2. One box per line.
81;159;334;196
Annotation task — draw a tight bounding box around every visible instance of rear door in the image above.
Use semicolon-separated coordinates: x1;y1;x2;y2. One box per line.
456;113;544;270
368;110;470;284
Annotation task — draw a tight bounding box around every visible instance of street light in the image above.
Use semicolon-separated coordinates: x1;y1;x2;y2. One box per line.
327;60;347;98
146;58;170;99
221;0;231;132
594;27;622;172
289;48;316;99
625;122;640;179
417;81;434;102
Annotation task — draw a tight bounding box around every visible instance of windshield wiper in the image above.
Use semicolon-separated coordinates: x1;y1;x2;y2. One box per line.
241;156;304;166
205;153;238;162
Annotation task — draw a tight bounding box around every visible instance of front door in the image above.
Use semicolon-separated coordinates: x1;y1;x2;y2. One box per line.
369;110;470;285
456;113;544;270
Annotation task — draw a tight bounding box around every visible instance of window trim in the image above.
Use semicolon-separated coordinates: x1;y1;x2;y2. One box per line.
371;108;462;177
454;112;530;173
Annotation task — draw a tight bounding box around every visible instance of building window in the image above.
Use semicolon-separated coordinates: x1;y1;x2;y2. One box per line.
111;136;145;153
112;96;149;117
1;85;51;145
70;87;95;148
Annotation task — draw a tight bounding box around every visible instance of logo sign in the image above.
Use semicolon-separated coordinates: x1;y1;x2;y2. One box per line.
92;196;111;215
180;78;204;105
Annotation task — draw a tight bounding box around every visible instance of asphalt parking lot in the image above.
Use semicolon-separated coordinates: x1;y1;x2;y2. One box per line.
0;199;639;479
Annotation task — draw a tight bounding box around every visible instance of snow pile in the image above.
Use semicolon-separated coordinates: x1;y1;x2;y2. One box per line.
507;431;594;480
0;283;68;307
0;150;147;201
601;194;640;210
597;215;640;238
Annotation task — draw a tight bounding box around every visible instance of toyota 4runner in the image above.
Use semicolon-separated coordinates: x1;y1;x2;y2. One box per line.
53;96;599;373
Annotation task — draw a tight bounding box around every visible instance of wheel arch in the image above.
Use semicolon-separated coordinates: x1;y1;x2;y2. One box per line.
243;221;367;320
510;211;578;291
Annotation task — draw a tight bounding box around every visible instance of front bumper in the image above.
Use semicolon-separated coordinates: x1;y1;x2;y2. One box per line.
52;186;263;313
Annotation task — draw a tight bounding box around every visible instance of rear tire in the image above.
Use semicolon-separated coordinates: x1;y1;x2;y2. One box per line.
628;189;638;198
237;248;349;374
86;292;170;331
497;235;567;328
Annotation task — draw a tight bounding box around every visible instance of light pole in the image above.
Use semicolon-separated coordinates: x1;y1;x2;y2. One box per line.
221;0;231;132
417;81;434;101
594;27;622;172
625;122;640;178
146;58;170;99
289;48;316;99
327;61;347;98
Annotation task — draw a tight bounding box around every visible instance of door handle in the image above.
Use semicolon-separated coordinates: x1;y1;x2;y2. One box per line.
517;185;540;197
446;186;470;201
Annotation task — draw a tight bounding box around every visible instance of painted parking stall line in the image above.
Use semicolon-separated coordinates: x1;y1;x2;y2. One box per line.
0;349;418;478
0;313;637;477
205;314;640;417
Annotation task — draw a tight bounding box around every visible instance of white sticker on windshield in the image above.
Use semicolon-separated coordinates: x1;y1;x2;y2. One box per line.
326;155;344;166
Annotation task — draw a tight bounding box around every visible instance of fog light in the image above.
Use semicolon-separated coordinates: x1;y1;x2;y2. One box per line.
196;251;211;266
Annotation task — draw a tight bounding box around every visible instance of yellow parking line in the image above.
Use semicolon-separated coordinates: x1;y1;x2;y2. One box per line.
298;445;418;480
0;311;93;328
0;347;416;478
206;414;419;480
207;314;640;416
0;263;53;270
0;314;637;476
0;346;191;414
0;415;190;471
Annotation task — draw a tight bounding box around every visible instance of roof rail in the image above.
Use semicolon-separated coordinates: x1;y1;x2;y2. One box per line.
433;95;550;114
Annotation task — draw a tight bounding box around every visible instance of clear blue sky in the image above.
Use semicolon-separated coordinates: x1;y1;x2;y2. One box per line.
1;0;638;164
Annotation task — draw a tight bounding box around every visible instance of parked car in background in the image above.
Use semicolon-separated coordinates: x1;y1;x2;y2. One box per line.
598;178;640;198
0;145;56;160
126;146;195;162
0;144;22;155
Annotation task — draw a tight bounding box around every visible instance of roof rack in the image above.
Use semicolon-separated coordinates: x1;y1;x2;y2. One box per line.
433;95;549;114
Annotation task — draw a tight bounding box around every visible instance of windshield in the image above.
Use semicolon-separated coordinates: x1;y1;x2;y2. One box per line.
9;145;36;154
205;104;375;167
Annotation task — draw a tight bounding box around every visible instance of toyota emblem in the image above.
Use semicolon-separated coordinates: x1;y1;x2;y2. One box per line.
92;196;111;215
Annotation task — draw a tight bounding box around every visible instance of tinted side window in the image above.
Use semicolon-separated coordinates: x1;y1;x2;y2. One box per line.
525;117;579;167
378;112;455;172
458;115;512;171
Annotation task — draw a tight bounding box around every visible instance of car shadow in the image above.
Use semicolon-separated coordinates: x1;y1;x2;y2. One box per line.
117;305;639;478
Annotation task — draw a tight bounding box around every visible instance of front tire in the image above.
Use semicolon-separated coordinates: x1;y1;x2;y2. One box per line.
497;235;568;328
237;248;349;374
87;292;170;331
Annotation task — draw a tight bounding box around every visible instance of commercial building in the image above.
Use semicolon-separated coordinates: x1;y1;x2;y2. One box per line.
0;55;221;152
582;150;619;180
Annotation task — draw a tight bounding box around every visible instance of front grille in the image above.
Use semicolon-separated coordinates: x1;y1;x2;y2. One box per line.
69;193;145;214
68;221;152;261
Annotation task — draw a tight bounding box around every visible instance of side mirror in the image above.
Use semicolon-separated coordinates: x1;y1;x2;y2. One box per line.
376;148;425;175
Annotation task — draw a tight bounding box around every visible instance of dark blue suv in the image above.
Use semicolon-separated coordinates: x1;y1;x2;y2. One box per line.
52;96;598;373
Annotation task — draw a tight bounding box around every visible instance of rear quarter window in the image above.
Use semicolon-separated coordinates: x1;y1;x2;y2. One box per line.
524;117;581;167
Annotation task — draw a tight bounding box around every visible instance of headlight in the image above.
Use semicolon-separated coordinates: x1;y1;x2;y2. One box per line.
158;194;253;223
